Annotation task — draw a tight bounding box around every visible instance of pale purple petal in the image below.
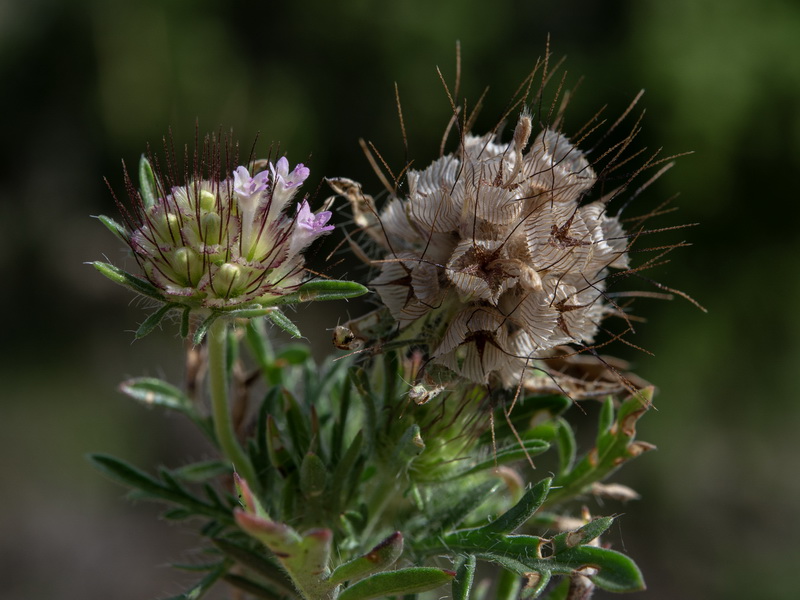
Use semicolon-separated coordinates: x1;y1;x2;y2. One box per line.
233;166;269;197
272;157;310;191
274;156;290;179
297;200;334;234
285;163;310;188
288;200;335;256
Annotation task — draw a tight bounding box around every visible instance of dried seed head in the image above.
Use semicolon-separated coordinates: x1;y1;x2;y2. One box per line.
338;117;633;387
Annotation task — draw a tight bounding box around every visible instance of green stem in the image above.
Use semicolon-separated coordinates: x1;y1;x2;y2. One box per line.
361;477;399;544
208;318;258;486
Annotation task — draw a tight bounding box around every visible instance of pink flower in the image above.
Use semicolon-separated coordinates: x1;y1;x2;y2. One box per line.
233;166;270;197
289;200;334;255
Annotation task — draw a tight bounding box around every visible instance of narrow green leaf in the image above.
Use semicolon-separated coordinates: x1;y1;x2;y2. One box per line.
159;467;192;495
90;261;165;301
554;546;645;593
545;577;570;600
201;521;227;538
139;154;158;209
266;280;369;306
554;418;577;477
520;570;551;598
255;387;281;476
349;368;377;452
89;453;166;496
203;483;228;510
480;395;571;445
89;454;235;524
552;517;614;554
329;531;403;586
597;397;615;437
136;303;178;338
223;573;294;599
481;478;552;534
119;377;194;414
547;388;654;508
180;305;191;338
193;313;219;345
331;378;353;463
163;561;227;600
96;214;129;243
172;562;222;573
173;460;231;482
382;350;399;407
163;507;193;520
452;555;477;600
425;524;644;595
245;318;274;372
300;453;328;500
265;309;302;338
277;345;312;365
266;415;295;475
425;480;499;533
222;305;275;319
339;567;455;600
283;390;312;458
330;431;363;514
495;567;522;600
212;538;296;596
390;424;425;470
455;440;550;479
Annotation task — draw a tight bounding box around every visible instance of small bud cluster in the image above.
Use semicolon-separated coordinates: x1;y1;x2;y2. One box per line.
122;154;333;310
356;116;630;385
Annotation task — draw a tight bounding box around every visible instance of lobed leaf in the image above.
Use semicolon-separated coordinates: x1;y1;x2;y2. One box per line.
553;545;645;593
546;388;654;508
89;454;234;524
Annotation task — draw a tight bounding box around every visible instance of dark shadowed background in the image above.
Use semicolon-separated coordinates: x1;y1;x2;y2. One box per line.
2;0;799;598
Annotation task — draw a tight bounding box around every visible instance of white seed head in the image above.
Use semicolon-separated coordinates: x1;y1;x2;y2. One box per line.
343;116;631;386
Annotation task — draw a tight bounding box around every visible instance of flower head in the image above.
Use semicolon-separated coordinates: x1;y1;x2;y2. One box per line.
334;115;633;386
103;136;333;313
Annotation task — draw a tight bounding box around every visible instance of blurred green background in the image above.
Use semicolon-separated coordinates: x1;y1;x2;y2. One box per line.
2;0;799;598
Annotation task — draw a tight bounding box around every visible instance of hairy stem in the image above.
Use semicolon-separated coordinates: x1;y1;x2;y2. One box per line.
208;318;258;486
